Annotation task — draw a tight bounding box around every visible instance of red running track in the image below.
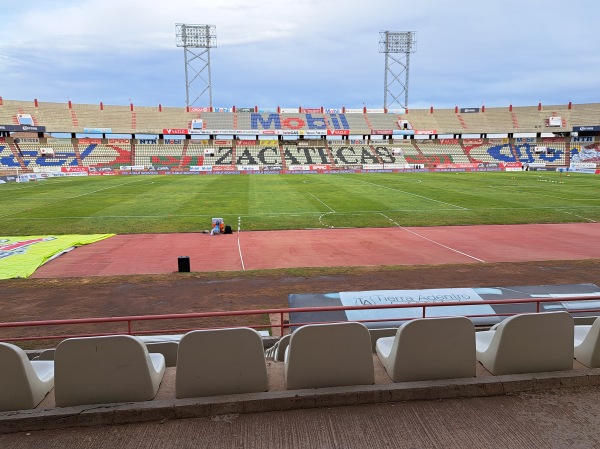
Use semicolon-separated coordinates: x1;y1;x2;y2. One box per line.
31;223;600;278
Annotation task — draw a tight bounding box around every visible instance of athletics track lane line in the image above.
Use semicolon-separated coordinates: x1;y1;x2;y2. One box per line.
237;217;246;271
380;213;486;263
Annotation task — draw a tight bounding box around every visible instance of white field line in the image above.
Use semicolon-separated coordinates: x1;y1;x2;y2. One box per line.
308;192;335;212
67;178;147;199
352;178;468;210
380;213;486;263
237;217;246;270
2;205;600;221
560;210;597;223
318;212;334;228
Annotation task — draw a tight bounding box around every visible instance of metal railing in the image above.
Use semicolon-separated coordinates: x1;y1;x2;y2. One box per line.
1;295;599;343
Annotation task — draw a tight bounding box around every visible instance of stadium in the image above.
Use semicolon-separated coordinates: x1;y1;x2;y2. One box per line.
2;10;600;449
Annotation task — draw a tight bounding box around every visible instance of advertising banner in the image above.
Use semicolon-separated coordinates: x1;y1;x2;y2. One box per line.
237;107;255;113
463;138;483;145
108;139;130;144
78;138;102;144
0;234;114;279
339;288;493;322
372;130;393;135
83;128;111;134
366;108;385;113
212;165;236;171
573;137;594;142
61;167;89;173
301;108;321;113
324;108;340;114
163;128;187;135
516;137;535;143
327;129;350;135
280;108;299;113
460;108;480;113
238;140;257;145
573;126;600;132
189;166;213;172
435;163;479;169
164;139;184;144
288;165;311;171
415;129;437;135
139;139;157;144
214;140;232;145
189;107;211;112
238;165;261;171
214;107;231;113
259;140;278;146
344;108;363;114
439;139;459;144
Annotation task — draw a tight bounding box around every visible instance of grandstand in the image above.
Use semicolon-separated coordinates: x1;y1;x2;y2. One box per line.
2;99;599;175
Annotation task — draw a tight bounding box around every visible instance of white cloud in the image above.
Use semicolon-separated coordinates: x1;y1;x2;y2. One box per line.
1;0;599;108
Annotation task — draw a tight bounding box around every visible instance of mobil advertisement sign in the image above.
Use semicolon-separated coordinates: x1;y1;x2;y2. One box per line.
250;113;350;131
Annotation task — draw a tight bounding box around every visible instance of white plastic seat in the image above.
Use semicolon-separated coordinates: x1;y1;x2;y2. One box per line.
376;317;476;382
146;342;178;367
0;342;55;412
284;322;374;390
54;335;165;407
574;317;600;368
368;328;399;353
475;312;574;375
176;328;268;398
265;334;290;362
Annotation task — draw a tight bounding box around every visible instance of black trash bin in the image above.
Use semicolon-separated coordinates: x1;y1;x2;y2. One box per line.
178;256;190;273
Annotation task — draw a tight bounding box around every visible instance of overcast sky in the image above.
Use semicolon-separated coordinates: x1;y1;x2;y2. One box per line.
1;0;599;110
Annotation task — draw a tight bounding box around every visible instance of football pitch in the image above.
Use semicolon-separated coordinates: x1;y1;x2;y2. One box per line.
1;172;599;235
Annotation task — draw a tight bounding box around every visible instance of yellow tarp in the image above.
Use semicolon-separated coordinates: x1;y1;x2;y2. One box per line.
0;235;114;279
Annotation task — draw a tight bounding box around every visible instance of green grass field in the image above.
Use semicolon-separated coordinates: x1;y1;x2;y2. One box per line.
1;172;599;235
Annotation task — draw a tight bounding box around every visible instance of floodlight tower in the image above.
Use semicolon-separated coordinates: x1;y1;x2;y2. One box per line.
175;23;217;107
379;31;417;110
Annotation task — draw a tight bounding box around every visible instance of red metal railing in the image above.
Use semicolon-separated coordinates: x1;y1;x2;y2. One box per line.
1;295;599;343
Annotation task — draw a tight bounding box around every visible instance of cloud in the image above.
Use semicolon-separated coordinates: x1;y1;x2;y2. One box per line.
1;0;599;108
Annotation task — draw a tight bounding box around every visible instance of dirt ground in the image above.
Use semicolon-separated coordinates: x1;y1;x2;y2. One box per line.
2;259;600;348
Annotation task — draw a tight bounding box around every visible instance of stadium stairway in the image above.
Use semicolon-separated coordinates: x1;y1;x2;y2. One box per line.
278;144;287;169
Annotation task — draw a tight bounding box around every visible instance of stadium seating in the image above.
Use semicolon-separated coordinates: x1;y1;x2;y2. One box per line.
282;145;331;166
475;312;574;375
235;145;282;166
0;342;55;412
80;143;132;168
376;317;476;382
135;143;184;168
0;144;21;168
264;334;290;362
416;140;471;164
329;145;381;166
176;328;269;398
1;99;599;135
54;335;165;407
284;322;374;390
574;318;600;368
